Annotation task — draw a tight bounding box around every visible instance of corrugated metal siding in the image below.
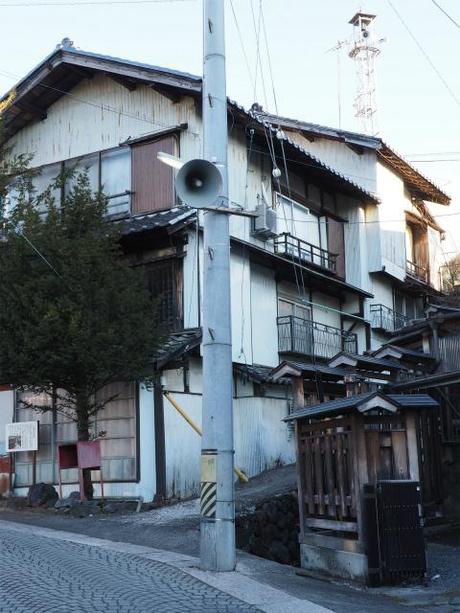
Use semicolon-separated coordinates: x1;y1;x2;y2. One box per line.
9;74;200;166
234;397;295;478
440;336;460;371
231;250;253;364
162;390;295;499
131;136;175;214
250;263;279;367
163;392;202;498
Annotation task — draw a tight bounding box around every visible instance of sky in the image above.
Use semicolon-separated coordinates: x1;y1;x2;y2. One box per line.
0;0;459;249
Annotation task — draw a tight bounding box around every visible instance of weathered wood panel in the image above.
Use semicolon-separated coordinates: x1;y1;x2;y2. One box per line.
131;135;175;214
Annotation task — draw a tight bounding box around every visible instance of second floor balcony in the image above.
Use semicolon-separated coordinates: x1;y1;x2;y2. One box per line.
370;304;410;333
277;315;358;360
274;233;337;275
406;259;428;284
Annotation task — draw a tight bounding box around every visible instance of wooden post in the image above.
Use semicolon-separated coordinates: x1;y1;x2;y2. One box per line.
292;376;305;409
350;413;369;545
294;420;306;540
32;450;37;486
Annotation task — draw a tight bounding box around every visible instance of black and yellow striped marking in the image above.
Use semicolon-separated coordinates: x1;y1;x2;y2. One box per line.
200;482;217;518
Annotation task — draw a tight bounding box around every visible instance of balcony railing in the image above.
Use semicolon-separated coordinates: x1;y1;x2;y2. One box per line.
370;304;410;333
274;233;337;274
277;315;357;359
406;260;428;284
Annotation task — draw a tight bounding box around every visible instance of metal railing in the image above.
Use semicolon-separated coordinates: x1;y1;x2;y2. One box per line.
277;315;357;359
406;260;428;284
369;304;410;333
274;233;337;274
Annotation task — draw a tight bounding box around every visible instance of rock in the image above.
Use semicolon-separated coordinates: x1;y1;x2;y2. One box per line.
68;491;81;501
55;496;80;510
27;483;58;508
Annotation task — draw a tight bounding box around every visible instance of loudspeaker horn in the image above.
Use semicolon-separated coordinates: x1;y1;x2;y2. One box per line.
175;159;223;208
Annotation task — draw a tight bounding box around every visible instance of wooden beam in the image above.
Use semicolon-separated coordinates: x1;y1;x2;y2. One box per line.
68;65;94;80
107;73;137;91
15;100;47;120
151;83;182;103
304;517;358;533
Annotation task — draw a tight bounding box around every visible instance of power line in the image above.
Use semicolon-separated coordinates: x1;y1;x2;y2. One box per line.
268;209;460;226
431;0;460;29
228;0;256;93
408;158;460;163
0;0;193;6
386;0;460;108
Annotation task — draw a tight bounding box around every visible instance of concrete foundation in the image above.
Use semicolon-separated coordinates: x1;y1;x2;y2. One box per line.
300;536;368;583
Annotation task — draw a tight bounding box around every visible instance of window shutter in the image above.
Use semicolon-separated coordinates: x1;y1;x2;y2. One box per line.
131;135;175;215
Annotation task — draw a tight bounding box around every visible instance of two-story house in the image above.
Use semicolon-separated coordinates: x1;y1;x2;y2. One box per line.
0;41;449;502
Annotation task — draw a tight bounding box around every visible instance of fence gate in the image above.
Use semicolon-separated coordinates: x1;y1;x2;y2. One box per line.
365;480;426;586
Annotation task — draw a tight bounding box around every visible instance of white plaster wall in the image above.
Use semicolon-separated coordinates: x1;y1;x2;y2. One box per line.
0;390;14;455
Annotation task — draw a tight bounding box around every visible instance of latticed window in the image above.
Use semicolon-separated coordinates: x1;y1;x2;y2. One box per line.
145;259;183;331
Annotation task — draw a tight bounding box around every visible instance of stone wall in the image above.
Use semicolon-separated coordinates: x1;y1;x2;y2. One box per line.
236;492;300;566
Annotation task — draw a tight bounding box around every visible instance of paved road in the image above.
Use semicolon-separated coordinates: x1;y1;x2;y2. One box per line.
0;524;260;613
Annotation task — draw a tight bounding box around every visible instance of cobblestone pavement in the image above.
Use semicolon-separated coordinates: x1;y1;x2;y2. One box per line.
0;525;261;613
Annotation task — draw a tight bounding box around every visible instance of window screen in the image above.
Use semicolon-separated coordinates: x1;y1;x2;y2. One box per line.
101;148;131;215
145;259;183;330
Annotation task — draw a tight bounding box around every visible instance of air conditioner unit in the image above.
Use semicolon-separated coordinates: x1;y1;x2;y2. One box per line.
252;196;277;240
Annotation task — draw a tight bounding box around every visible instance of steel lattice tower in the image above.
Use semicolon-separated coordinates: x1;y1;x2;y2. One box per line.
349;12;383;136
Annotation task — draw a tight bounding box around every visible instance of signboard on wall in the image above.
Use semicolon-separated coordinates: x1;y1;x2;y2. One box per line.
6;421;39;453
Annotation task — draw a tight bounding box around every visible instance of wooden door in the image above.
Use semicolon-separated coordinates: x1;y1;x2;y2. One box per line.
327;219;345;278
131;135;175;215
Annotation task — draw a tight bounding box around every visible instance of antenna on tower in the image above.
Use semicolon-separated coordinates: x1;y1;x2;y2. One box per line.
348;12;385;135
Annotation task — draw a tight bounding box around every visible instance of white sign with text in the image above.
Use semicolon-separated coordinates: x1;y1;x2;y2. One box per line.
6;421;39;452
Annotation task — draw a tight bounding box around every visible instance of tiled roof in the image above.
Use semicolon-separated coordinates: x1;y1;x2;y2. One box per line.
328;352;405;371
285;391;439;421
153;327;201;369
121;207;195;236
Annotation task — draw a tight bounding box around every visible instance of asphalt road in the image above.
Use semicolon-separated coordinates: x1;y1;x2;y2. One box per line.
0;523;260;613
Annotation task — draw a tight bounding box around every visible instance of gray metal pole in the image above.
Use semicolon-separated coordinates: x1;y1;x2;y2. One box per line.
200;0;236;571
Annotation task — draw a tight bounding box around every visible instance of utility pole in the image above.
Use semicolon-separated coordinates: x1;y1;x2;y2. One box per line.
200;0;236;571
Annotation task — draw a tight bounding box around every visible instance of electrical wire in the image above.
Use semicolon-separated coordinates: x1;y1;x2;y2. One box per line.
228;0;256;93
386;0;460;108
0;0;193;6
260;3;278;115
431;0;460;29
